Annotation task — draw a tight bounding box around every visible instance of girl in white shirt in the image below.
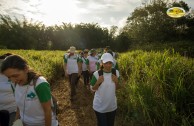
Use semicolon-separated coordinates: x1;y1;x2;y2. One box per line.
90;53;120;126
1;54;58;126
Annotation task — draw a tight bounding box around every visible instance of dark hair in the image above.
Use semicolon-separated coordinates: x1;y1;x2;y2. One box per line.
1;55;40;83
0;53;13;59
107;50;113;56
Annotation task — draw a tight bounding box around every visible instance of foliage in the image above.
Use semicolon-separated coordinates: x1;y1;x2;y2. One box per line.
0;49;64;83
0;15;122;51
129;41;194;58
1;49;194;125
117;50;194;125
124;0;194;43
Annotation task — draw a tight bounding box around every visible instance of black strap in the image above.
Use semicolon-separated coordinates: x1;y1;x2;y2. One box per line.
111;68;116;76
98;69;103;76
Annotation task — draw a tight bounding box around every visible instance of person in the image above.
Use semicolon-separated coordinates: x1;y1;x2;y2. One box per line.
0;53;17;126
80;49;90;88
90;53;120;126
1;54;58;126
63;46;82;101
87;49;98;81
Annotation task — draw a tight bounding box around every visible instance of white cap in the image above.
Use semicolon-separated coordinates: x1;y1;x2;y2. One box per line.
101;53;114;63
69;46;76;53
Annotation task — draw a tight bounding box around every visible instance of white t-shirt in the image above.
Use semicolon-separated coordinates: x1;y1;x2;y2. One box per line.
87;55;98;72
14;77;58;126
0;74;17;113
64;54;80;74
90;70;120;113
81;57;89;71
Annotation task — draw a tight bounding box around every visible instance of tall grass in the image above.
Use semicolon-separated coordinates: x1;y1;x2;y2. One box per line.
0;49;65;83
117;50;194;125
1;49;193;125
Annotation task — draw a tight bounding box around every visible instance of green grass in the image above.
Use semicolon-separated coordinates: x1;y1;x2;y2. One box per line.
117;50;194;126
0;49;65;82
1;49;194;125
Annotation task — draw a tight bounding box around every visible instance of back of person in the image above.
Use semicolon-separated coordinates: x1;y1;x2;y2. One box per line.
87;55;98;72
0;74;16;113
0;54;17;126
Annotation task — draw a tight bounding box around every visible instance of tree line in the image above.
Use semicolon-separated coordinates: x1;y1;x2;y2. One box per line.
0;0;193;52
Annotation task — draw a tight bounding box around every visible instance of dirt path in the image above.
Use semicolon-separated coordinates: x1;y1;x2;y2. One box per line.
51;77;128;126
51;78;97;126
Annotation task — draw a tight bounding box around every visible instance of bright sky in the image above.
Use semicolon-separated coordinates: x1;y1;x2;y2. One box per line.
0;0;193;28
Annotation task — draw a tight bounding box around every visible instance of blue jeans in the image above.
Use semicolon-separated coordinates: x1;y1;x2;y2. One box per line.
94;109;116;126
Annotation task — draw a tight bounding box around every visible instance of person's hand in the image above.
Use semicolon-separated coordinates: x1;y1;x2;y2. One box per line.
112;74;118;84
97;76;104;85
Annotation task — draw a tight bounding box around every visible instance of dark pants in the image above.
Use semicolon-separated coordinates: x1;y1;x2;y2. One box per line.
0;110;10;126
9;112;16;126
82;70;89;86
68;73;78;98
94;110;116;126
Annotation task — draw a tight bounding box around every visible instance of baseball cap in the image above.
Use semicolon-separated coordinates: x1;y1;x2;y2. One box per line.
69;46;76;53
100;53;114;63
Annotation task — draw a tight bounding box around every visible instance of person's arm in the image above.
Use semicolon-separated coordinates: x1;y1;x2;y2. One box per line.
41;101;52;126
112;74;119;89
15;107;20;120
35;82;52;126
112;70;120;89
92;76;104;90
63;56;68;77
78;58;82;76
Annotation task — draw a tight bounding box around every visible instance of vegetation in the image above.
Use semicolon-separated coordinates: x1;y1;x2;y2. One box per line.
0;50;64;82
118;50;194;126
1;49;193;125
0;1;193;56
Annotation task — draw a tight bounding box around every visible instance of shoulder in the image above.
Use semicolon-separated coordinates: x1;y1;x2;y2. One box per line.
93;71;99;78
35;76;48;87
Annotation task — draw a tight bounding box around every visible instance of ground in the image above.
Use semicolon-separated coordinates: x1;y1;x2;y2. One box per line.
51;77;128;126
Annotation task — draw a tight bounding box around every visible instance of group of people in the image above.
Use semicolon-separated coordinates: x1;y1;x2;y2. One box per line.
0;53;58;126
63;46;120;126
0;46;120;126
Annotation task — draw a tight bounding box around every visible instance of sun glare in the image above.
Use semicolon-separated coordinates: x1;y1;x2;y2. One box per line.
32;0;80;26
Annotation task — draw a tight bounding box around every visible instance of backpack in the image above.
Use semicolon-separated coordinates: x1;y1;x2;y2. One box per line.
32;78;58;117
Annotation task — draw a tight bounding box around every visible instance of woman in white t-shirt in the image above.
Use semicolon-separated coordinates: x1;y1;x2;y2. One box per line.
88;49;98;80
1;54;58;126
90;53;120;126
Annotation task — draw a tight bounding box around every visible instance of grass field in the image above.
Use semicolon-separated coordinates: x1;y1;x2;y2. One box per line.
0;49;194;126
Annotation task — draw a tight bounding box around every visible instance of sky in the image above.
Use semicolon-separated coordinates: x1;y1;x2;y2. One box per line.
0;0;194;29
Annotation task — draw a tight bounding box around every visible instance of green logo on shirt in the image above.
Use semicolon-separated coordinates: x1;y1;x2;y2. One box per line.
27;91;36;99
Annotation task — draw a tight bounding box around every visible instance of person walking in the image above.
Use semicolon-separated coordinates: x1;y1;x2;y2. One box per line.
87;49;98;81
63;46;82;101
90;53;120;126
81;49;90;88
1;54;58;126
0;53;17;126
